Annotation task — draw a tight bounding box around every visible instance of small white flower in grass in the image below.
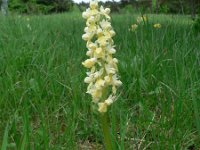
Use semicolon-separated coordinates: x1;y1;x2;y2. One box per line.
82;0;122;113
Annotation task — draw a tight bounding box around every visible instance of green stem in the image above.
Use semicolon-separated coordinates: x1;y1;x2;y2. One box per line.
100;112;112;150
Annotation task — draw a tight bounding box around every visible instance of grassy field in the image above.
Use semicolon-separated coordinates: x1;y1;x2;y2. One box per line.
0;13;200;149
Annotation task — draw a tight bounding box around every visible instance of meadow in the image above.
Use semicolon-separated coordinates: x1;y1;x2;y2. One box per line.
0;12;200;149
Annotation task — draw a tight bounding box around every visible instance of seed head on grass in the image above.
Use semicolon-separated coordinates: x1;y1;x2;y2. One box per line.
82;0;122;113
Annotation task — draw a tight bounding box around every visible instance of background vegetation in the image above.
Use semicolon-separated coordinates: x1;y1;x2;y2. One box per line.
0;0;200;15
0;12;200;149
1;0;73;14
0;0;200;149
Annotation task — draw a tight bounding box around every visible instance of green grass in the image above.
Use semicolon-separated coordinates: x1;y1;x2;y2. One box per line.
0;13;200;149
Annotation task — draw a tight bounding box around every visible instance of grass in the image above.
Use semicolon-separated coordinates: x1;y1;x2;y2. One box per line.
0;12;200;149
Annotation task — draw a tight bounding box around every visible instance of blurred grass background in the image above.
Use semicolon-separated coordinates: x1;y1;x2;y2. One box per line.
0;13;200;149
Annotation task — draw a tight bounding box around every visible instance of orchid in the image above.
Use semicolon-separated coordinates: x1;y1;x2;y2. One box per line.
82;0;122;113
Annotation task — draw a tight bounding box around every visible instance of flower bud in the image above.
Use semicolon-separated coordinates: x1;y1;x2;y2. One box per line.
110;30;116;37
82;11;90;19
82;58;96;68
84;77;93;83
90;1;98;9
88;16;95;23
82;33;90;41
108;48;116;54
88;43;97;49
97;28;103;36
113;58;118;63
96;48;102;54
105;96;114;105
105;8;110;14
98;102;108;113
91;89;102;102
86;50;93;56
104;76;111;84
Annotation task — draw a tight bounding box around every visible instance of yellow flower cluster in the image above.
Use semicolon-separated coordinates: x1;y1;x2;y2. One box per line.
82;0;122;113
137;15;147;24
130;24;138;31
130;15;147;32
153;23;161;28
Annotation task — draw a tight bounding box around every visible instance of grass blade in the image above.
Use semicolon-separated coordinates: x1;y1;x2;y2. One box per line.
1;124;9;150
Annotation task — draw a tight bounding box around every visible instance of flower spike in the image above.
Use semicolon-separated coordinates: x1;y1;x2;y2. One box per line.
82;0;122;113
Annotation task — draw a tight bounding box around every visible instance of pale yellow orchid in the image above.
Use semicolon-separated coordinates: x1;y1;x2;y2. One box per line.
82;0;122;113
